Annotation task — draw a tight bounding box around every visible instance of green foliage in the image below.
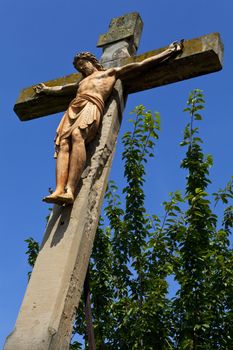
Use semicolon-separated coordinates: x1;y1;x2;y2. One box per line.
25;93;233;349
168;89;233;349
25;237;39;280
69;341;83;350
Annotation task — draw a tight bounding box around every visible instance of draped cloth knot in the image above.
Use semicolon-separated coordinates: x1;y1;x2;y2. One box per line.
54;93;105;158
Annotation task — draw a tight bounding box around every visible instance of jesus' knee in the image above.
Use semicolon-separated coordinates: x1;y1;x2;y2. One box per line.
59;139;70;153
71;128;86;146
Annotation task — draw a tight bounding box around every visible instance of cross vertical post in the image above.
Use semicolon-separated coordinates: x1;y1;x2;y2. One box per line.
4;12;143;350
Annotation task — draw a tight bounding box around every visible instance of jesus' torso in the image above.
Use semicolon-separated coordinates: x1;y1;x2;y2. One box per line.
77;68;117;102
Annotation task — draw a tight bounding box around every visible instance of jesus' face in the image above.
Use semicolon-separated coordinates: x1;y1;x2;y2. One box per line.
75;59;97;76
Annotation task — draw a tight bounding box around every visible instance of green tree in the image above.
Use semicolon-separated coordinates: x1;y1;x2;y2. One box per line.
168;90;233;349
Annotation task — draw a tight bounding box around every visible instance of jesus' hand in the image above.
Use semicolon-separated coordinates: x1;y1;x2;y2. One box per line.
34;83;49;94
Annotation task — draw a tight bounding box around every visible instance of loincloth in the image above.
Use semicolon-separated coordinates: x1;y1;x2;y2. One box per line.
54;93;104;158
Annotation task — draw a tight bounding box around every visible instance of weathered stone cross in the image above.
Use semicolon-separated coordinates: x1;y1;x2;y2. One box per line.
5;12;223;350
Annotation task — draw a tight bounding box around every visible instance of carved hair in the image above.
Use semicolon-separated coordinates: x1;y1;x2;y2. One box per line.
73;52;104;71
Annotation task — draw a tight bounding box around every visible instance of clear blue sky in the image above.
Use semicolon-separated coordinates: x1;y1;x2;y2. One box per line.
1;0;233;347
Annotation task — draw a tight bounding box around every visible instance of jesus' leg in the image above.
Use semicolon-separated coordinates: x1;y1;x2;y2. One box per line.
43;139;70;203
57;128;87;204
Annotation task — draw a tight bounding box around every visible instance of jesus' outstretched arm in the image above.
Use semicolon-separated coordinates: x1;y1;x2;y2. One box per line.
34;81;79;95
115;40;183;79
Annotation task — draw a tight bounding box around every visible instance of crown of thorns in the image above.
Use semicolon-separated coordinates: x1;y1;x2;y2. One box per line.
73;52;104;71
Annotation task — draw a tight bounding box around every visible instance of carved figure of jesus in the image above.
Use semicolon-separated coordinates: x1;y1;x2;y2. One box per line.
35;41;183;205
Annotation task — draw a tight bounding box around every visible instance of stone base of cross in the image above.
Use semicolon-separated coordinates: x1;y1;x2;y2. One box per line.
4;12;223;350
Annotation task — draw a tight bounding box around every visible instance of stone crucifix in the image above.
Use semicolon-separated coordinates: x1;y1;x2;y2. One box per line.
5;12;223;350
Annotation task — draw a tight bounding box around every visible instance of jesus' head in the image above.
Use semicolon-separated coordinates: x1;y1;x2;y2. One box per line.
73;52;104;76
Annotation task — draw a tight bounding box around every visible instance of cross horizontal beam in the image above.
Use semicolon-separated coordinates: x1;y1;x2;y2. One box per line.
14;32;223;122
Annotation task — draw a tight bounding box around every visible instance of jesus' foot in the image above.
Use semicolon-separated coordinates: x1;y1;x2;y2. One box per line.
56;191;74;205
42;191;65;205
